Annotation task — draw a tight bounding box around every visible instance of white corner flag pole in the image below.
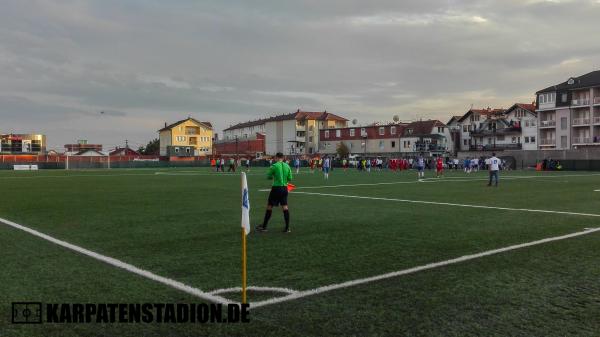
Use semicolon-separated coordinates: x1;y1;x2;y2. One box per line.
241;172;251;304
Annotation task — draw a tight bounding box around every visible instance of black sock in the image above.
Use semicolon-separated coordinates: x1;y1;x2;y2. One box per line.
262;209;272;228
283;210;290;229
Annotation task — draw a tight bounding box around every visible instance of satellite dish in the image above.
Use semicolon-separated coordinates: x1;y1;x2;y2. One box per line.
352;119;358;125
393;115;399;122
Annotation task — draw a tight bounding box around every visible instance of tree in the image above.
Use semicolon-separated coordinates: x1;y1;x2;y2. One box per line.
336;142;349;158
140;138;160;155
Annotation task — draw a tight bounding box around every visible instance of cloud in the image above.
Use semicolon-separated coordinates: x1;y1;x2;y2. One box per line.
0;0;599;148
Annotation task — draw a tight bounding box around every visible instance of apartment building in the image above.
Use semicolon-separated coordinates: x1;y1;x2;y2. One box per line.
223;110;348;156
536;70;600;149
318;123;407;156
0;134;46;154
318;119;451;157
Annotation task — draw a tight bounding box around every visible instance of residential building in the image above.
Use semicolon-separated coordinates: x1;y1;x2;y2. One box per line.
0;134;46;154
318;123;407;156
400;120;452;156
224;110;348;156
456;108;505;151
65;140;102;154
110;147;140;156
214;133;266;158
318;119;452;157
446;115;463;155
504;103;537;150
158;118;213;156
536;70;600;149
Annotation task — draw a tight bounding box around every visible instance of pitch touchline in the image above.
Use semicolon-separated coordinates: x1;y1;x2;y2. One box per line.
0;217;232;305
251;227;600;308
291;191;600;217
257;173;600;191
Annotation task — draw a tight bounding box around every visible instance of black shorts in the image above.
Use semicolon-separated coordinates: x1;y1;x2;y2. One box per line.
268;186;288;206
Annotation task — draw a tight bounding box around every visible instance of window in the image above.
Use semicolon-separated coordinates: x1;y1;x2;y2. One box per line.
336;130;341;138
530;136;536;143
511;137;517;143
174;147;180;153
497;135;505;141
531;120;536;127
324;130;329;138
360;128;366;136
463;139;468;146
561;135;567;148
391;141;396;148
379;140;384;149
176;136;186;142
349;129;355;137
309;136;313;142
525;121;529;127
525;137;530;143
562;93;568;103
561;117;567;130
407;128;413;135
379;127;385;135
391;126;396;135
349;143;353;149
487;138;492;144
437;127;444;133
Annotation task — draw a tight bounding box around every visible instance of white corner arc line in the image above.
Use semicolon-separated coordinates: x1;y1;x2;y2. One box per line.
0;217;233;305
292;191;600;218
251;227;600;309
209;286;299;296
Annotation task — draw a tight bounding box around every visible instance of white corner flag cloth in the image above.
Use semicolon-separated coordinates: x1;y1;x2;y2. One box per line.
241;172;251;235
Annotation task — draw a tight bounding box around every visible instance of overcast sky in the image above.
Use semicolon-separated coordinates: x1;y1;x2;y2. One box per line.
1;0;599;149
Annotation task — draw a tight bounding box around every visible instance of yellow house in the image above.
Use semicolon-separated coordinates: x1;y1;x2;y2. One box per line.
158;118;213;157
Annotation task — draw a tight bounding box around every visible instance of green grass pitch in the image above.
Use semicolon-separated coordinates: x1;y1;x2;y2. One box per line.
1;167;600;336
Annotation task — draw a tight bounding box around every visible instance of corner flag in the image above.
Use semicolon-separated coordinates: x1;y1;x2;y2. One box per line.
241;172;250;235
241;172;250;304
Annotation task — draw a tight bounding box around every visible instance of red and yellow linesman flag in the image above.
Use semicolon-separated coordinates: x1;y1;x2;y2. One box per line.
241;172;250;304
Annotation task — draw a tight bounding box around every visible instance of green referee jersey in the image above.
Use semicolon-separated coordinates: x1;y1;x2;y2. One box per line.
268;161;293;187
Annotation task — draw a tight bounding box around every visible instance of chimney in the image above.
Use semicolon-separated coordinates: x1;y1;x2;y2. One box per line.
164;122;167;128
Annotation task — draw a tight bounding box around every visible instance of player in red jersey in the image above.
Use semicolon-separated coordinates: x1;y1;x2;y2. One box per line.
436;156;444;178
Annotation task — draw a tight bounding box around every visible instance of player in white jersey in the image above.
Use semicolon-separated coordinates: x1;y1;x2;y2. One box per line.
416;154;425;181
488;153;500;187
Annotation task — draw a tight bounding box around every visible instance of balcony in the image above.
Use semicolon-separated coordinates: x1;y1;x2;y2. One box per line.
572;118;590;126
469;144;522;151
594;116;600;124
572;98;590;106
539;120;556;128
595;97;600;104
295;136;306;143
572;137;591;144
296;125;306;131
539;139;555;146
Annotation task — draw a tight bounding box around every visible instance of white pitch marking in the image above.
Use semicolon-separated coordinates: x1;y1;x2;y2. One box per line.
257;172;600;191
251;227;600;308
0;217;232;305
209;286;299;296
291;191;600;218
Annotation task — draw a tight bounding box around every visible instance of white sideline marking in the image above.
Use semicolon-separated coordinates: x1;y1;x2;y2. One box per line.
209;286;299;296
0;217;232;305
292;191;600;218
0;173;158;179
257;172;600;191
251;227;600;308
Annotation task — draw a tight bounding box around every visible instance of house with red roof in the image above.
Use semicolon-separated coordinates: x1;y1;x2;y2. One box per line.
318;123;407;156
455;104;537;152
223;109;348;156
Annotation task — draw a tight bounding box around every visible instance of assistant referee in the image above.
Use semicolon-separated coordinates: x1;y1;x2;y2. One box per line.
256;152;293;233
